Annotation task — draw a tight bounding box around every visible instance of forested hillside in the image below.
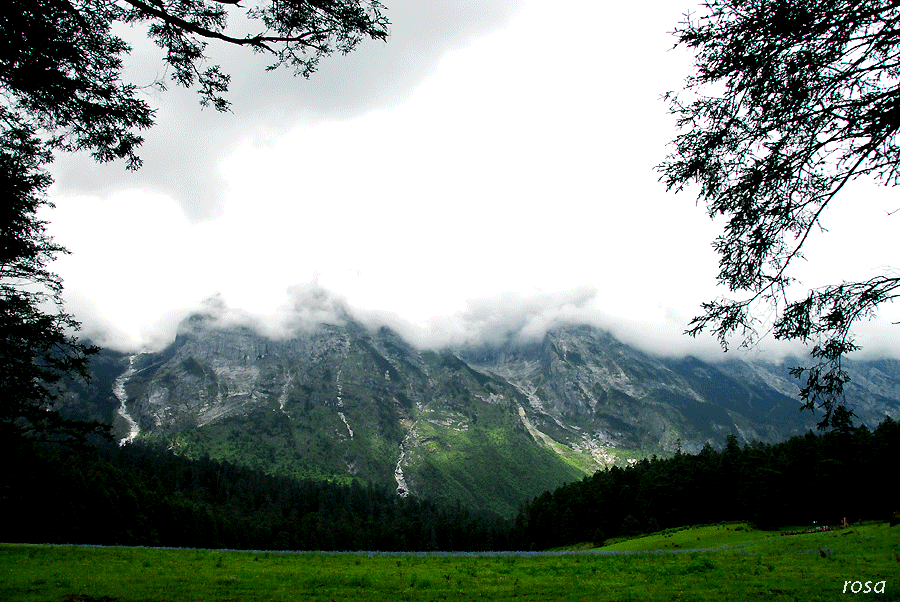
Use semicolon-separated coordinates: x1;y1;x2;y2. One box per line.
511;415;900;550
52;318;900;519
3;416;897;552
2;437;509;552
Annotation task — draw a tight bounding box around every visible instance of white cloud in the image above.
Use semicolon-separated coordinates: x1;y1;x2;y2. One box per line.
48;1;524;222
39;0;900;361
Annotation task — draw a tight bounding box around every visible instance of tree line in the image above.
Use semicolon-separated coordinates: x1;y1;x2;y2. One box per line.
511;414;900;550
1;435;510;552
3;413;897;552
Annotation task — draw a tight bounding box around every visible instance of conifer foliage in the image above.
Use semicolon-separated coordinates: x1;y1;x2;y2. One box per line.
513;417;900;550
4;418;897;551
3;438;510;551
0;124;101;441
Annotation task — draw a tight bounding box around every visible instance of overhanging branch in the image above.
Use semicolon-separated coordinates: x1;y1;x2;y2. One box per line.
119;0;326;52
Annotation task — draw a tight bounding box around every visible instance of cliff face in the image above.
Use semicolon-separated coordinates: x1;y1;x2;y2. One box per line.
128;317;368;431
462;325;816;458
114;316;585;515
97;315;900;516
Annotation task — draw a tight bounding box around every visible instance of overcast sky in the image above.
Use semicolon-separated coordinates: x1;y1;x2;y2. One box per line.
42;0;900;359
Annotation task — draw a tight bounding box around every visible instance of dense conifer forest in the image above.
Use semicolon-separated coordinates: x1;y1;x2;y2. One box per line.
2;436;510;551
3;415;897;551
512;415;900;550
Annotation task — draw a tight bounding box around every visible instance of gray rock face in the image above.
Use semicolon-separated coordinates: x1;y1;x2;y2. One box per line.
128;317;365;430
101;315;900;515
461;325;811;457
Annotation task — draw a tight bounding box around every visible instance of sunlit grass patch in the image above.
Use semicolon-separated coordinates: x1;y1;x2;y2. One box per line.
2;524;898;602
599;521;770;552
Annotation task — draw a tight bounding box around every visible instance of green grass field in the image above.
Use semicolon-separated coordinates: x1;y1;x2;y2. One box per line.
2;522;898;601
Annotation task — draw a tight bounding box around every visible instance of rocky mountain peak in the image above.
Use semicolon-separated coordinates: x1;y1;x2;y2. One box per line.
71;316;900;517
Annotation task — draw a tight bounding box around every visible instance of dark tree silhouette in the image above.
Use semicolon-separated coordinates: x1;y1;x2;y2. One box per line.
658;0;900;427
513;416;900;549
0;126;101;441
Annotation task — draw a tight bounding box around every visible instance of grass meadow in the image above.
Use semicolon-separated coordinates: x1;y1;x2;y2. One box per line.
2;522;898;601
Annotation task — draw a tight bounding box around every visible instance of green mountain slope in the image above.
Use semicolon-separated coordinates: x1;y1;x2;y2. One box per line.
62;316;900;517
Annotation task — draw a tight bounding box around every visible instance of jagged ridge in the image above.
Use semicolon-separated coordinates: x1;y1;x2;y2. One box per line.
69;316;900;517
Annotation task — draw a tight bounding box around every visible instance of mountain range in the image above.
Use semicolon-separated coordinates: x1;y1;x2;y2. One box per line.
58;312;900;517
